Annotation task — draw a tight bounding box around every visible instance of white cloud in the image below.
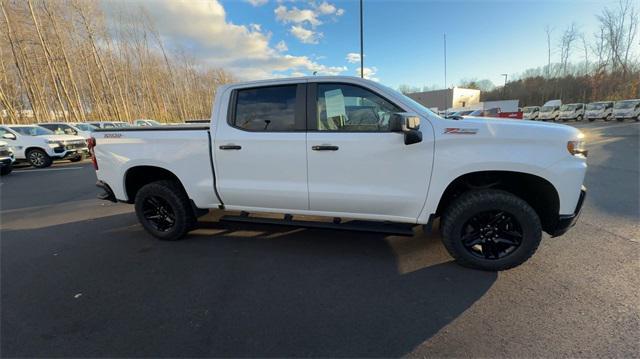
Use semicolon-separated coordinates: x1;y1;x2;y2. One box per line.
246;0;268;6
275;5;322;27
356;66;379;81
102;0;346;80
274;1;344;44
346;52;361;64
275;40;288;52
317;1;336;15
290;25;322;44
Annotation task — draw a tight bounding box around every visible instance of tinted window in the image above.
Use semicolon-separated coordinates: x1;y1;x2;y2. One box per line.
316;84;402;131
234;85;297;131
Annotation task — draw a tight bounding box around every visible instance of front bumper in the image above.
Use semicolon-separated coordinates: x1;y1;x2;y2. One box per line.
52;148;89;159
0;157;12;167
550;186;586;237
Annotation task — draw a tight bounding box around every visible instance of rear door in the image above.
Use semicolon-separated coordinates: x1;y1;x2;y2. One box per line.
305;82;433;222
213;82;309;211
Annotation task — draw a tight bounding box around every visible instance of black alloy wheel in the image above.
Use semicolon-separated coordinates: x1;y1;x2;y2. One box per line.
460;210;522;260
141;195;176;232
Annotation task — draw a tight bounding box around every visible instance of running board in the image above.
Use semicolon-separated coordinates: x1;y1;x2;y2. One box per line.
219;214;416;236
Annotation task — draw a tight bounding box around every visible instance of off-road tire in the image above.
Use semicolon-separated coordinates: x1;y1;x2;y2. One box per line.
441;189;542;271
26;148;52;168
0;164;12;175
134;180;196;241
576;115;583;121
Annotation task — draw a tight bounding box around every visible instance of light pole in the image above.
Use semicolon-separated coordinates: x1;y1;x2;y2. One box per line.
359;0;364;78
501;73;508;97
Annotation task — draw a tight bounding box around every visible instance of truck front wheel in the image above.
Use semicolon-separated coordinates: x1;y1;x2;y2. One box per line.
134;180;196;241
441;189;542;271
26;149;52;168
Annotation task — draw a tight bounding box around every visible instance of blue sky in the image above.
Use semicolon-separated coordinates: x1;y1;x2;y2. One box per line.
106;0;628;89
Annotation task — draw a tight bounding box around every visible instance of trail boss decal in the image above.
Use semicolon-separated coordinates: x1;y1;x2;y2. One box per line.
104;133;123;138
444;128;478;135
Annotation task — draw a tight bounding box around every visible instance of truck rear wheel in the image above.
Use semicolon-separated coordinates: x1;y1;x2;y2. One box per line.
441;189;542;271
134;180;196;241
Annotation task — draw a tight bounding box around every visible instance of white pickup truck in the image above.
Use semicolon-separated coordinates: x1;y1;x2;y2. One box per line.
91;76;587;271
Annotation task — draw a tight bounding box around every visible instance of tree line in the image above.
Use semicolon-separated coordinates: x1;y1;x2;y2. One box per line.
0;0;234;124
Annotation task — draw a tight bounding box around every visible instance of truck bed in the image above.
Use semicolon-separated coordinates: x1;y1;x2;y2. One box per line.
93;126;220;208
94;124;209;132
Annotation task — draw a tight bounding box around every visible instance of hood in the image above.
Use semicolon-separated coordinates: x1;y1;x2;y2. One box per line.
38;134;86;142
457;116;583;140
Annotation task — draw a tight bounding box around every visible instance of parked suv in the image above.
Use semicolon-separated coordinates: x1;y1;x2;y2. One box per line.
613;99;640;122
0;125;87;168
0;140;15;175
39;122;97;140
585;101;614;122
558;103;585;122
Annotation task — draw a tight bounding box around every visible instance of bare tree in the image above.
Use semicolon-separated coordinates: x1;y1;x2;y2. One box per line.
559;23;579;77
545;25;554;78
597;0;639;76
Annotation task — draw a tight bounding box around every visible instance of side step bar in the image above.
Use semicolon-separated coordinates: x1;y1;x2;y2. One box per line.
220;214;415;236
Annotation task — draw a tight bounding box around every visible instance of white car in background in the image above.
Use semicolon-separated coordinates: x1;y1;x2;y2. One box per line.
585;101;614;122
522;106;540;120
89;121;130;129
39;122;98;140
558;103;585;122
538;100;561;121
0;125;87;168
0;140;15;175
613;99;640;122
134;119;162;126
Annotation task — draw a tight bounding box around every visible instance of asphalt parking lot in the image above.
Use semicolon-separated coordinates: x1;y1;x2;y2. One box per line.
1;121;638;357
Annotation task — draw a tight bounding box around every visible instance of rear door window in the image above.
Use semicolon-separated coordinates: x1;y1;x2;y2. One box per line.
233;85;299;131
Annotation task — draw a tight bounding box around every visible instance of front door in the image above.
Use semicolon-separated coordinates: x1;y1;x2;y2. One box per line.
306;82;433;222
214;83;309;211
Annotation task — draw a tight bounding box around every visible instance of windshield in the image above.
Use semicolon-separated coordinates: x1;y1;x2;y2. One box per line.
523;107;537;113
614;100;640;109
10;126;53;136
541;106;556;111
113;122;129;127
382;85;441;118
586;103;605;110
74;123;97;131
561;104;577;111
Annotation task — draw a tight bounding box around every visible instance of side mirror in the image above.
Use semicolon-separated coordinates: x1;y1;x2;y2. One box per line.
2;133;16;140
389;113;422;145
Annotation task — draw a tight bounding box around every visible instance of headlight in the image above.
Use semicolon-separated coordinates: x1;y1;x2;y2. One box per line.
567;140;587;157
47;140;63;148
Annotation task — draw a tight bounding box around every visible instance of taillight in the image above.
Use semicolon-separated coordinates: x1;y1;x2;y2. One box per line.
88;137;98;170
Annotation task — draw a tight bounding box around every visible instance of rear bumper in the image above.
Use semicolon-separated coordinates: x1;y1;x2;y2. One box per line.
96;180;117;202
550;186;586;237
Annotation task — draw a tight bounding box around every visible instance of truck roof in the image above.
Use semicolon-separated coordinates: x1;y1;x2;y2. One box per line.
220;75;377;89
